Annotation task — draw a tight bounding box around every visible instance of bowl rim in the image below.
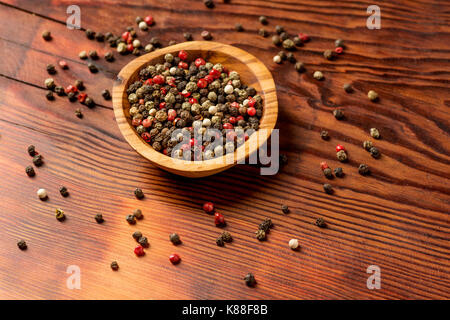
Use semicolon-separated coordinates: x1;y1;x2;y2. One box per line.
112;41;278;177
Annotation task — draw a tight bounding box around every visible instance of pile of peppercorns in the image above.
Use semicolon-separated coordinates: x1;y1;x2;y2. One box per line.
127;50;263;160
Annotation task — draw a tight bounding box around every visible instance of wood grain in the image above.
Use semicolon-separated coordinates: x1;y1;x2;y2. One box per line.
0;0;449;299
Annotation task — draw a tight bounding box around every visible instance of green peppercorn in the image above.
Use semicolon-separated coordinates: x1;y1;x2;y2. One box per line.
235;23;244;32
133;231;143;241
59;186;69;197
46;64;56;75
169;233;181;245
95;213;104;223
258;28;269;37
323;50;334;60
126;214;136;225
343;83;353;93
244;273;256;287
334;167;344;177
75;108;83;118
133;208;143;220
363;140;373;150
138;236;149;248
85;29;95;39
358;164;370;175
281;204;289;214
323;183;333;194
369;146;381;159
55;208;66;221
255;229;266;241
368;90;378;101
33;154;43;167
216;237;225;247
282;39;295;51
110;261;119;271
45;78;56;90
320;130;329;140
336;150;347;162
88;63;98;73
221;231;232;243
295;62;305;73
259;15;268;25
42;30;52;41
315;217;326;228
25;165;35;177
17;240;27;250
333;109;344;120
102;89;111;100
370;128;380;139
323;168;333;179
134;188;144;199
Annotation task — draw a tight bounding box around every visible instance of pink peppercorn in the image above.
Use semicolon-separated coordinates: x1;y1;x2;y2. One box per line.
320;161;329;170
336;144;346;152
335;47;343;54
214;212;225;226
247;107;256;116
195;58;205;67
153;75;165;85
247;97;256;108
178;50;188;60
141;132;151;142
178;61;188;69
204;75;214;83
144;15;154;26
223;123;233;130
197;78;207;89
209;69;220;79
134;245;145;256
169;253;180;264
203;202;214;213
298;33;310;42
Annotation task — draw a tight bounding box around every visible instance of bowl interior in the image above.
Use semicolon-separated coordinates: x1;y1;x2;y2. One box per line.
113;41;277;177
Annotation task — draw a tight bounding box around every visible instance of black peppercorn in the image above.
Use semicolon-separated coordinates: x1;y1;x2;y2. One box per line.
320;130;329;140
343;83;353;93
85;29;95;39
55;86;65;96
133;208;143;220
293;36;303;46
334;167;344;177
59;186;69;197
286;52;296;63
235;23;244;32
201;30;212;40
75;80;84;91
333;109;344;120
95;213;104;223
259;218;273;232
169;233;181;245
28;145;36;156
101;89;111;100
17;240;27;250
358;164;370;175
295;62;305;73
323;168;333;179
33;154;43;167
281;204;289;214
134;188;144;199
68;92;77;102
183;32;193;41
104;51;114;62
25;165;35;177
244;273;256;287
335;39;344;48
133;231;143;241
46;64;56;75
88;63;98;73
369;146;381;158
259;16;268;25
138;236;149;248
46;90;54;100
272;35;282;46
323;183;333;194
258;28;269;37
204;0;214;8
255;229;266;241
315;217;326;228
84;97;95;108
126;214;136;224
42;30;52;41
216;237;225;247
275;25;284;34
110;261;119;270
221;231;232;243
278;51;287;61
75;108;83;118
336;150;348;162
88;50;99;60
95;32;105;42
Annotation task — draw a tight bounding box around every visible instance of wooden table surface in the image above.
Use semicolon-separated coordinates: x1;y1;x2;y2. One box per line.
0;0;449;300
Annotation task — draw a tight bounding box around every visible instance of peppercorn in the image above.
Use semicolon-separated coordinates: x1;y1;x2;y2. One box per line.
33;154;43;166
335;39;344;48
46;64;56;75
368;90;378;101
45;78;56;90
117;42;127;54
293;36;303;46
320;130;329;140
42;30;52;41
363;140;373;150
59;60;68;69
59;186;69;197
95;213;104;223
139;21;148;31
133;208;143;220
169;233;181;245
216;237;225;247
203;202;214;214
25;165;35;177
104;51;114;62
214;212;226;227
85;29;95;39
95;32;104;42
27;145;36;156
75;108;83;118
323;49;334;60
101;89;111;100
333;109;344;120
271;35;282;46
295;62;305;72
55;86;65;96
221;231;232;243
336;150;347;162
275;25;284;34
55;208;66;221
286;52;296;63
134;188;144;199
358;164;370;175
126;214;136;224
79;50;88;59
110;261;119;271
278;51;287;61
279;32;289;41
255;229;266;241
138;236;149;248
201;30;212;40
169;253;181;264
244;273;256;287
259;218;273;232
17;240;27;250
183;32;193;41
132;231;142;241
323;183;333;194
75;80;84;91
343;83;353;93
134;245;145;257
281;204;289;214
273;55;282;64
259;15;268;25
258;28;269;37
282;39;295;51
289;239;299;250
315;217;326;228
68;92;77;102
313;71;324;80
334;167;344;177
45;90;54;100
204;0;214;8
323;167;333;179
235;23;244;32
370;128;380;139
369;146;381;159
88;63;98;73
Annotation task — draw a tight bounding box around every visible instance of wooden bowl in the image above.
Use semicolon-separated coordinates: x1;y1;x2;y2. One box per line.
112;41;278;178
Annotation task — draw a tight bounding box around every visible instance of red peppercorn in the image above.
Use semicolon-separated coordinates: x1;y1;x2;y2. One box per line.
336;144;346;152
144;15;154;26
180;90;191;98
229;116;237;124
197;78;207;89
142;118;152;128
247;97;256;108
298;33;310;42
153;75;165;85
163;149;168;155
167;109;177;121
160;87;167;95
121;31;130;41
247;107;256;116
59;60;68;69
195;58;206;67
77;93;87;103
204;75;214;83
214;212;225;226
209;68;220;79
203;202;214;213
145;78;153;85
230;102;240;108
166;78;176;87
178;50;188;60
189;97;198;104
320;161;329;170
132;118;142;127
159;102;166;109
169;253;180;264
236;115;244;121
126;44;134;52
223;123;233;130
134;245;145;256
65;85;77;94
335;47;343;54
178;61;188;69
141;132;151;142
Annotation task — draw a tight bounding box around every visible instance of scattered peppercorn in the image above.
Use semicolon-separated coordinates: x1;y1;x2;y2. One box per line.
203;202;215;214
323;167;333;179
221;231;232;243
17;240;27;250
333;109;344;120
336;150;348;162
126;214;136;225
134;188;144;199
286;52;296;63
85;29;95;39
313;71;324;80
201;30;212;40
335;39;344;48
46;64;56;75
95;32;104;42
295;62;305;72
334;167;344;177
55;208;66;221
278;51;287;61
283;39;295;51
133;231;143;241
293;37;303;46
55;86;65;96
138;236;149;248
45;90;54;100
235;23;244;32
358;164;370;175
59;186;69;197
104;51;114;62
183;32;193;41
169;233;181;245
368;90;378;101
363;140;373;150
370;128;380;139
369;146;381;159
42;30;52;41
75;80;84;91
110;261;119;271
169;253;181;264
281;204;290;214
289;238;299;250
323;183;333;194
33;154;43;166
259;16;268;25
315;217;326;228
244;273;256;287
323;49;334;60
45;78;56;90
59;60;68;69
88;63;98;73
320;130;329;140
27;145;36;156
101;89;111;100
255;229;266;241
204;0;214;8
134;245;145;256
95;213;104;223
138;21;148;31
259;218;273;232
25;165;35;177
84;97;95;108
275;25;284;34
79;51;88;59
216;237;225;247
273;55;282;64
343;83;353;93
214;212;226;227
258;28;269;37
75;108;83;118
